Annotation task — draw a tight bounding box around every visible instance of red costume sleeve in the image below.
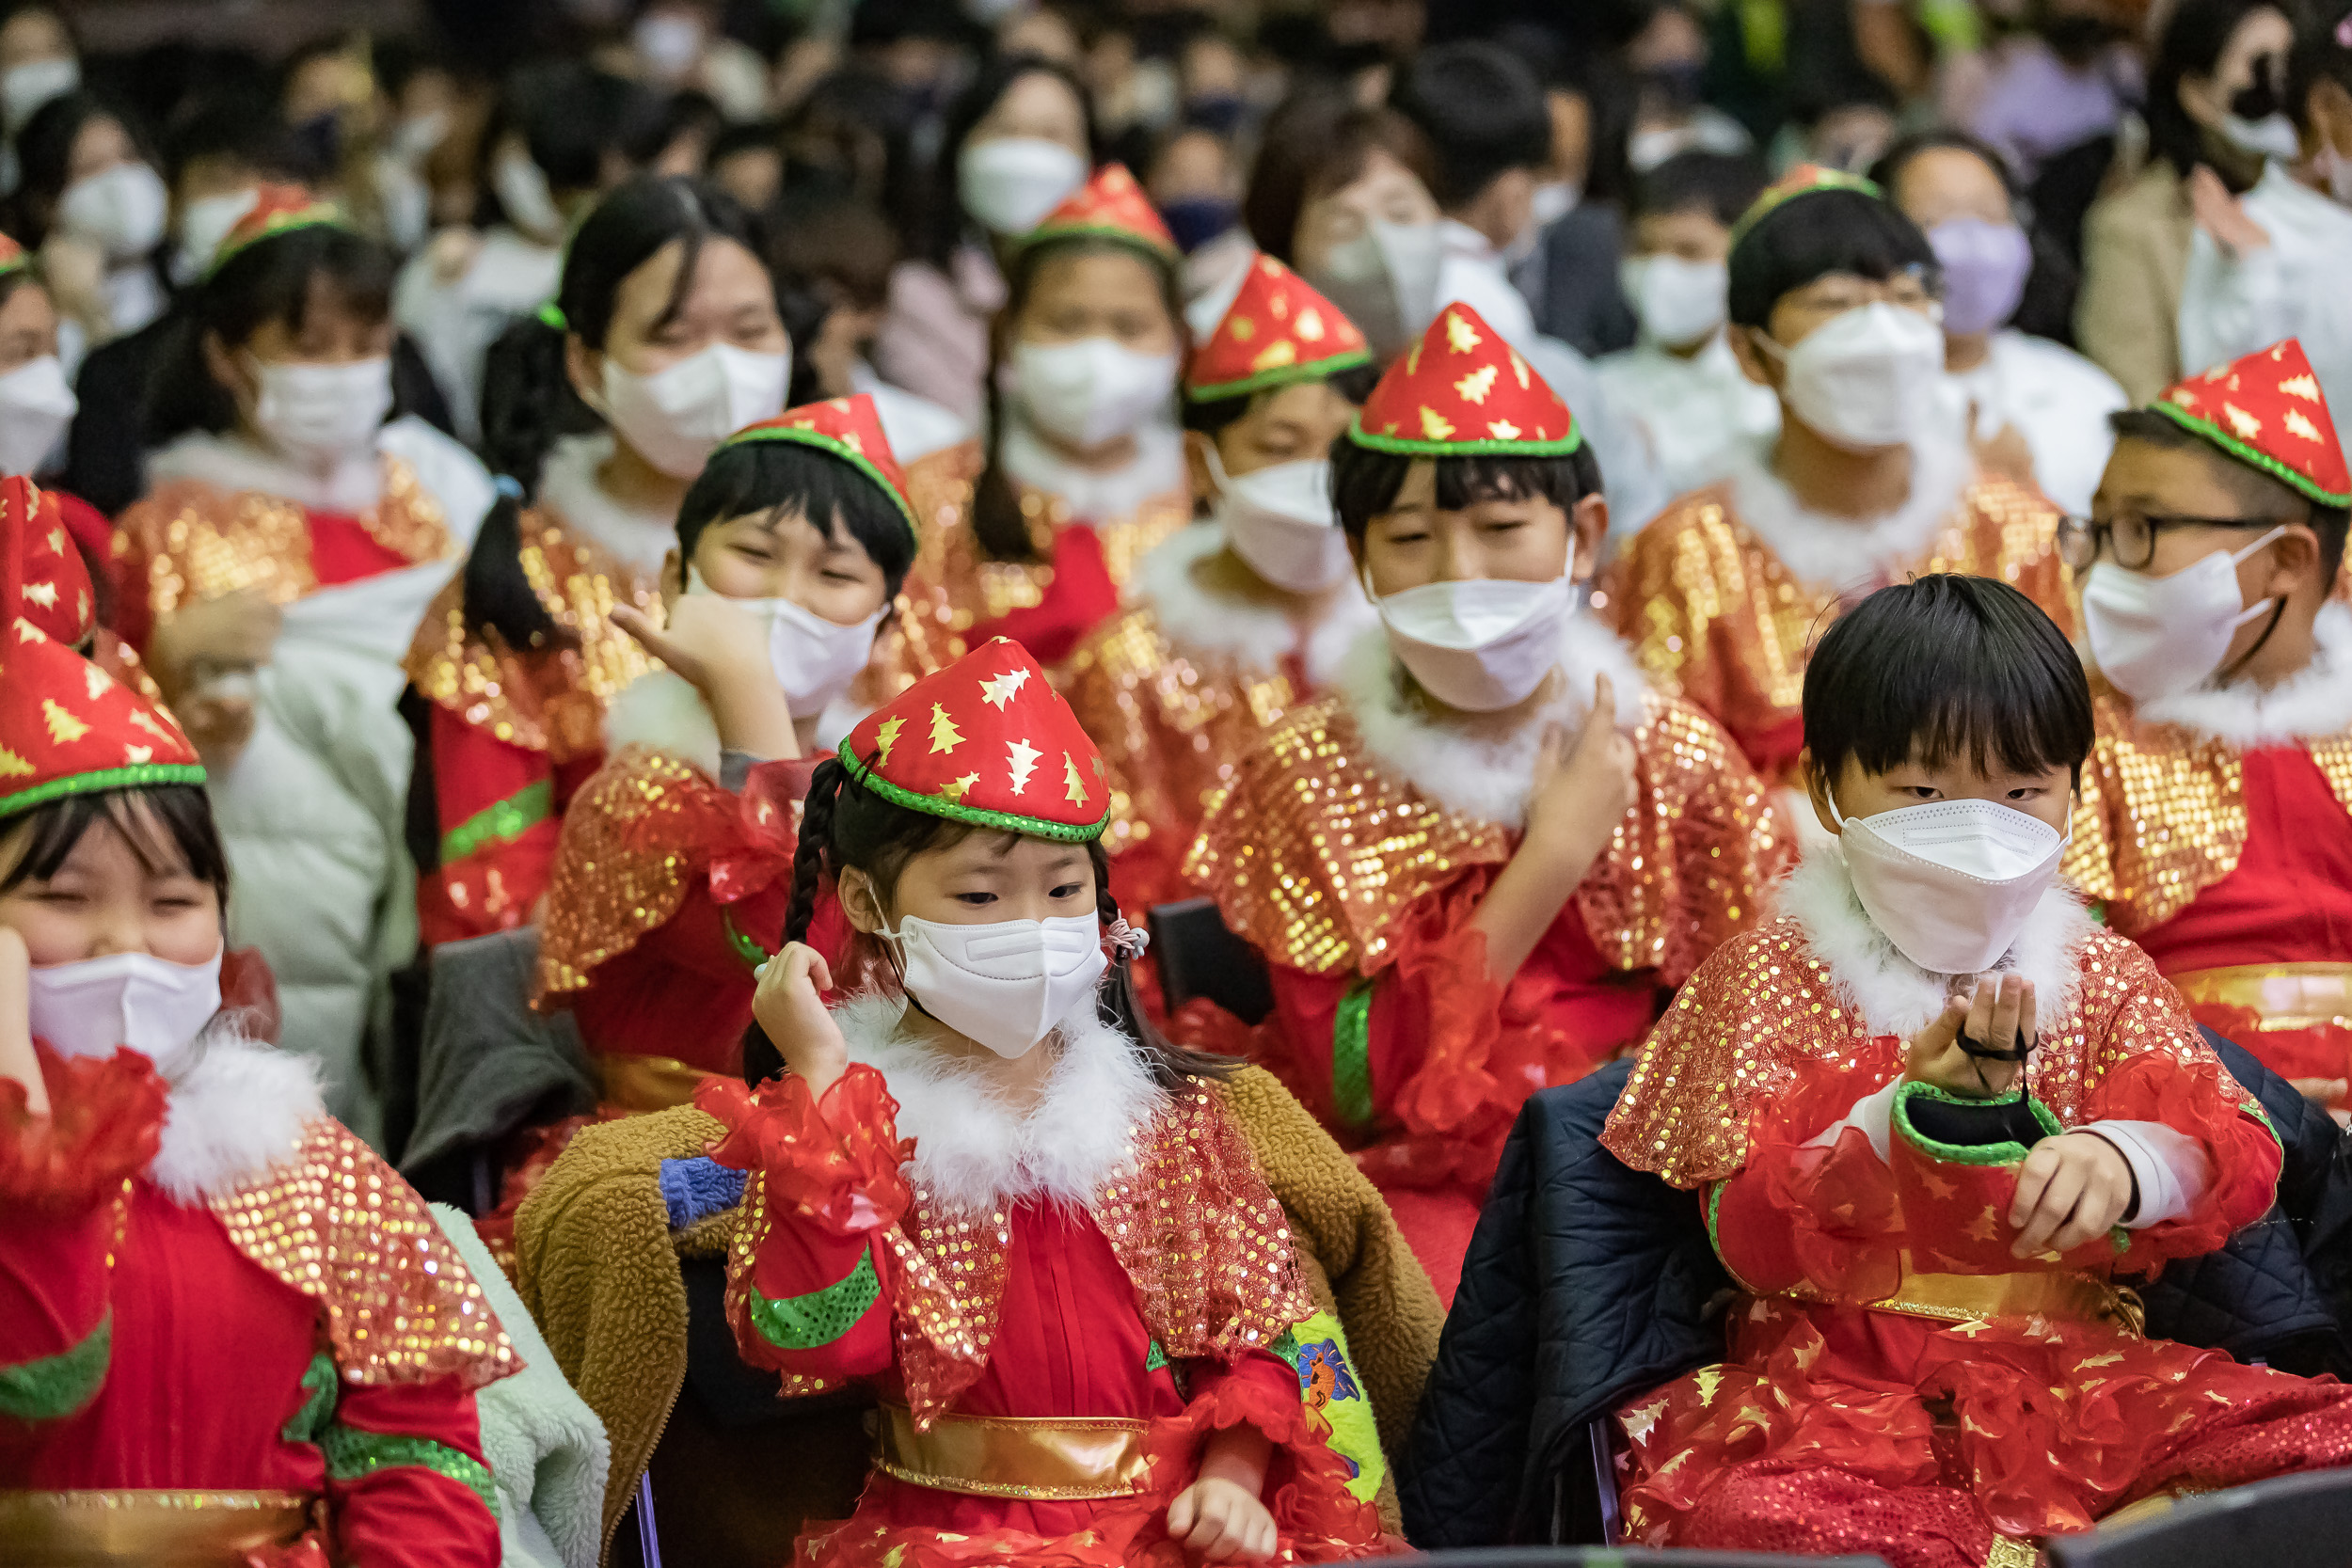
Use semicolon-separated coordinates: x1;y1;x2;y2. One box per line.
325;1375;501;1568
418;705;568;946
696;1065;912;1383
1157;1348;1384;1553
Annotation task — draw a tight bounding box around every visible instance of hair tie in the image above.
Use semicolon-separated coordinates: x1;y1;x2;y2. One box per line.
492;474;524;501
1106;916;1150;958
536;300;568;331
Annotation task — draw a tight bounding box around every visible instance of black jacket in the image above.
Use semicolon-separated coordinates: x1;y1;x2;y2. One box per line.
1399;1035;2352;1549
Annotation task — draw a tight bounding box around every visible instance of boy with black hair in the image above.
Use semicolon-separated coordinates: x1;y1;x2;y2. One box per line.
2065;339;2352;1107
1061;256;1381;915
1597;150;1781;498
1184;301;1788;1299
1604;165;2073;787
1604;570;2352;1567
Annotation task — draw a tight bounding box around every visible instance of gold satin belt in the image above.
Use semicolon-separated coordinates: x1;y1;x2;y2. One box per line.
592;1051;718;1114
2170;963;2352;1030
876;1403;1153;1500
0;1489;313;1566
1789;1259;2144;1338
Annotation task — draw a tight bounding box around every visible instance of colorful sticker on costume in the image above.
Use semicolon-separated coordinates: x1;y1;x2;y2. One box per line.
1271;1310;1383;1501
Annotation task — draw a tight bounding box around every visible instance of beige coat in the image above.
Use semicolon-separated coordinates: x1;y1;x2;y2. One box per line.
2077;160;2195;405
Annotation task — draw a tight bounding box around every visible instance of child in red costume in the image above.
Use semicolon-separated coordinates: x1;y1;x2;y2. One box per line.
695;638;1383;1566
1184;303;1790;1300
0;477;514;1567
1602;574;2352;1568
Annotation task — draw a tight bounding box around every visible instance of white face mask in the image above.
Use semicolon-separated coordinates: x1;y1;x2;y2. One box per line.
28;948;224;1077
881;912;1109;1058
633;11;707;79
1370;569;1578;712
2082;527;2286;702
57;162;170;262
0;355;77;475
1208;450;1350;592
1830;794;2066;975
959;137;1089;236
1009;337;1177;451
596;343;791;480
391;107;453;166
1530;180;1580;230
683;565;882;718
1306;219;1443;364
1763;301;1945;452
1621;254;1729;349
251;356;393;472
494;150;566;244
2217;111;2302;164
1;55;76;135
171;188;259;286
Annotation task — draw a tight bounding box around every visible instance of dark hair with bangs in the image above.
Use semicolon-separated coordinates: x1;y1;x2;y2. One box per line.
1328;433;1603;540
1727;187;1937;330
2108;407;2351;584
0;784;230;910
1180;359;1382;439
145;221;399;443
1243;92;1437;264
1389;40;1551;212
1634;150;1771;230
1804;575;2092;794
12;92;150;241
676;440;918;599
741;758;1237;1091
927;55;1099;268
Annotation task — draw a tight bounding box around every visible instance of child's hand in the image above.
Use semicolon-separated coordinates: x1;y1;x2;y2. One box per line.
2010;1132;2135;1259
612;594;773;703
1522;673;1638;865
0;927;47;1117
149;590;282;699
752;942;848;1097
1166;1476;1278;1562
1904;974;2035;1100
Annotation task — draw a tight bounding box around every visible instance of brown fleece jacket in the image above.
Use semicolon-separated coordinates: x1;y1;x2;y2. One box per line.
513;1067;1443;1560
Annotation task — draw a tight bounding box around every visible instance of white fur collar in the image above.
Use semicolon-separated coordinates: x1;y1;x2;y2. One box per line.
148;426;389;515
2131;600;2352;746
149;1029;327;1205
1723;433;1975;592
1777;843;2092;1038
999;415;1187;527
602;669;723;778
536;432;677;573
833;990;1166;1213
1338;607;1650;830
1129;523;1375;685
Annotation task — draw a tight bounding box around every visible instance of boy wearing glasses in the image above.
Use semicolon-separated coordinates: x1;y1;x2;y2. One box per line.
2064;340;2352;1108
1603;166;2074;789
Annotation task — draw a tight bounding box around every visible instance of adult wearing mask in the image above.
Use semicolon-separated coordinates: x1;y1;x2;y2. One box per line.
11;91;168;348
2178;8;2352;417
2079;0;2296;403
875;55;1095;421
1597;150;1782;503
1878;130;2126;516
1603;167;2074;791
112;189;496;1143
405;175;788;950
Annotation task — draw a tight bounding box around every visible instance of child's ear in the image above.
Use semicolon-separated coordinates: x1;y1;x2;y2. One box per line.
835;866;886;934
1568;493;1609;581
2267;522;2322;600
1728;325;1777;389
1800;748;1842;838
1183;431;1221;513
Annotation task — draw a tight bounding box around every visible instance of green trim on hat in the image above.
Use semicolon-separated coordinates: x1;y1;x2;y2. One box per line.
2147;397;2352;508
1345;411;1583;459
716;424;921;545
0;762;207;821
206;207;351;279
1019;220;1179;266
1728;168;1885;250
0;248;28;280
841;748;1110;843
1185;344;1375;404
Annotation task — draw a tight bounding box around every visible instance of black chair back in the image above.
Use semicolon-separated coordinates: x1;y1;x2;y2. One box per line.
2047;1468;2352;1566
1359;1551;1890;1566
1149;896;1275;1023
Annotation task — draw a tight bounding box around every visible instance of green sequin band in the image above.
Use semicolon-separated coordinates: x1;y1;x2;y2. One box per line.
0;763;207;821
319;1424;497;1514
438;778;554;866
841;751;1110;843
716;425;921;543
1185;346;1375;404
1345;414;1582;459
747;1251;882;1351
2147;399;2352;507
279;1350;338;1445
1891;1081;2063;1166
0;1313;110;1422
1331;982;1375;1129
1020;221;1178;265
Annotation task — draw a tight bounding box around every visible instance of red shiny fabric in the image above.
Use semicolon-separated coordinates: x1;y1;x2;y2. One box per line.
304;512;418;587
971;525;1120;671
418;705;599;947
2136;747;2352;976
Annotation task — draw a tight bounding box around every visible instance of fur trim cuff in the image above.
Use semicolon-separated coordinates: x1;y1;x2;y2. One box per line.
151;1030;327;1204
2133;600;2352;746
1724;434;1973;591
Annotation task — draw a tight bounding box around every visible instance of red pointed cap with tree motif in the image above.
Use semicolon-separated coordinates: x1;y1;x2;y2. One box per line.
2151;339;2351;507
717;394;919;546
1185;253;1372;403
1349;301;1581;456
209;184;347;277
1025;163;1179;263
0;478;201;820
8;481;94;648
841;638;1110;840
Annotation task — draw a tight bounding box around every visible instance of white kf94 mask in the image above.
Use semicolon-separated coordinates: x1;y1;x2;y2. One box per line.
1830;795;2066;974
1370;570;1577;712
683;566;883;720
1207;450;1350;592
882;912;1109;1058
28;947;225;1076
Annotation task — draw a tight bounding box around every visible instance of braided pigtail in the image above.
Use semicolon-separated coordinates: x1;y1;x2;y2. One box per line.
742;755;849;1086
1089;842;1239;1091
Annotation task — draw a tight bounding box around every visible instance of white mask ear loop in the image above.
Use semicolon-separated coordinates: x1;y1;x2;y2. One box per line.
2221;524;2292;629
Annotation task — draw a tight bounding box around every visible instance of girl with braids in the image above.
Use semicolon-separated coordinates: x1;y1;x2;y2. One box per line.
403;173;790;948
694;636;1386;1568
890;165;1192;677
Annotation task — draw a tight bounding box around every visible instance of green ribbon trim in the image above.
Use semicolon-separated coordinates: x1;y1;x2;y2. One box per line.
1891;1081;2064;1166
319;1423;497;1513
1330;981;1375;1129
1185;347;1375;404
0;1313;110;1422
841;750;1110;843
280;1349;338;1445
746;1250;882;1351
1345;414;1583;459
716;424;921;545
0;763;208;822
1702;1180;1764;1295
2146;399;2352;507
723;908;771;972
438;777;554;866
1019;221;1179;265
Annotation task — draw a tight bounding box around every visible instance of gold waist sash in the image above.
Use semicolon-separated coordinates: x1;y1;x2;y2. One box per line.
877;1404;1153;1500
2169;963;2352;1030
0;1489;312;1567
1789;1259;2144;1338
592;1051;718;1114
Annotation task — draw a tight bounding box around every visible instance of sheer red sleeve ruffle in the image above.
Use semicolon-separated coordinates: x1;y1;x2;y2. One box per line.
2085;1044;2282;1271
1711;1042;1906;1302
0;1045;167;1212
696;1063;913;1238
1152;1351;1387;1562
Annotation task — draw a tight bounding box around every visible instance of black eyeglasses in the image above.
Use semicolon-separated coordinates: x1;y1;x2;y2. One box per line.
2056;513;2288;572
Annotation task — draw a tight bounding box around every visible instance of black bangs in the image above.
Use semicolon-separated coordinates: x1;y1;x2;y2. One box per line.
0;785;230;907
1328;435;1601;538
677;441;919;599
1727;188;1937;329
1179;359;1383;437
1804;575;2092;788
